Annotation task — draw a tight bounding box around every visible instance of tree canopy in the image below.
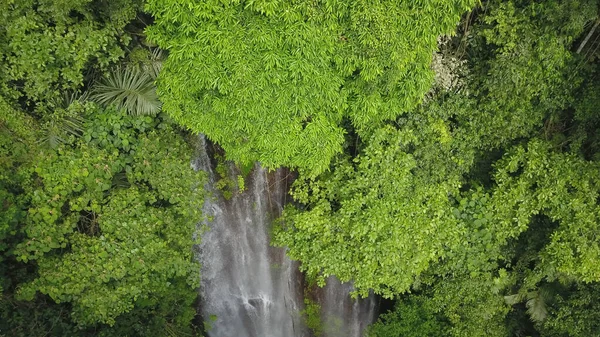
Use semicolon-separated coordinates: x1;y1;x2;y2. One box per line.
0;1;205;335
274;0;600;335
3;0;600;336
0;0;142;110
146;0;475;175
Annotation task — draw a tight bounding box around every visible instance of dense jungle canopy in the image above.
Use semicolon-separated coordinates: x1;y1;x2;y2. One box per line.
1;0;600;336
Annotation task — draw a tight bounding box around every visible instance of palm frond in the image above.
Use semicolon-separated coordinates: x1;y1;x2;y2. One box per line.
111;170;131;189
62;90;90;108
38;113;84;149
143;48;166;80
49;90;90;109
91;66;161;116
525;290;548;323
504;287;552;324
503;293;525;306
506;289;550;324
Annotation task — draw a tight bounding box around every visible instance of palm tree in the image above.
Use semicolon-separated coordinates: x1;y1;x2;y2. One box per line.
504;287;553;324
143;48;166;80
39;48;166;148
91;65;162;116
38;91;86;149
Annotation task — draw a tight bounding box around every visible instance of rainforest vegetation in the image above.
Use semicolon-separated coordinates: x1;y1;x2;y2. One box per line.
1;0;600;336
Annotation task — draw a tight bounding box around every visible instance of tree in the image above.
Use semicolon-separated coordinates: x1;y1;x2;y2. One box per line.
0;0;142;111
145;0;475;175
541;283;600;337
275;0;600;335
91;64;162;116
13;105;203;326
274;120;470;297
0;1;204;334
0;97;37;257
454;0;597;149
366;297;450;337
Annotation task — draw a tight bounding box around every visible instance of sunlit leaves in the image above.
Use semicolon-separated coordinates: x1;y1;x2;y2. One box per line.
275;124;466;297
146;0;475;175
492;140;600;282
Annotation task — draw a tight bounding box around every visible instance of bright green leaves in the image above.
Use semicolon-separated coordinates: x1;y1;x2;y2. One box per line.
17;143;118;262
275;3;600;334
15;106;204;326
146;0;475;175
146;0;346;175
275;124;466;297
427;272;511;337
492;140;600;283
0;0;141;109
420;139;600;336
22;188;197;326
0;97;37;255
0;0;203;333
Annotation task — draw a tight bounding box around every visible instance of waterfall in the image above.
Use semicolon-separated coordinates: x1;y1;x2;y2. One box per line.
194;135;378;337
319;277;379;337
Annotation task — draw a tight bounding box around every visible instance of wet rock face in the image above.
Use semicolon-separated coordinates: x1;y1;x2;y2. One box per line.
194;135;378;337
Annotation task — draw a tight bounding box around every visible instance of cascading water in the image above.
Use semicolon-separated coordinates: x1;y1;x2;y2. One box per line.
194;135;378;337
319;277;379;337
194;136;306;337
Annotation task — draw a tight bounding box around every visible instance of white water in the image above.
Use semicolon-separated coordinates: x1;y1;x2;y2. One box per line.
320;277;379;337
194;135;377;337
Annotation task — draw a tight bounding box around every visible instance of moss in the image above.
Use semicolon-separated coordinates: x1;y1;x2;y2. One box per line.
301;298;323;337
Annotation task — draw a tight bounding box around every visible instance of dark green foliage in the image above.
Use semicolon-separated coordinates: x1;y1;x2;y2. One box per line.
366;297;450;337
458;0;596;148
0;294;86;337
3;0;600;335
275;0;600;335
0;98;36;257
0;0;142;110
0;0;205;335
38;99;86;149
541;283;600;337
94;278;200;337
1;106;203;335
13;106;203;326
